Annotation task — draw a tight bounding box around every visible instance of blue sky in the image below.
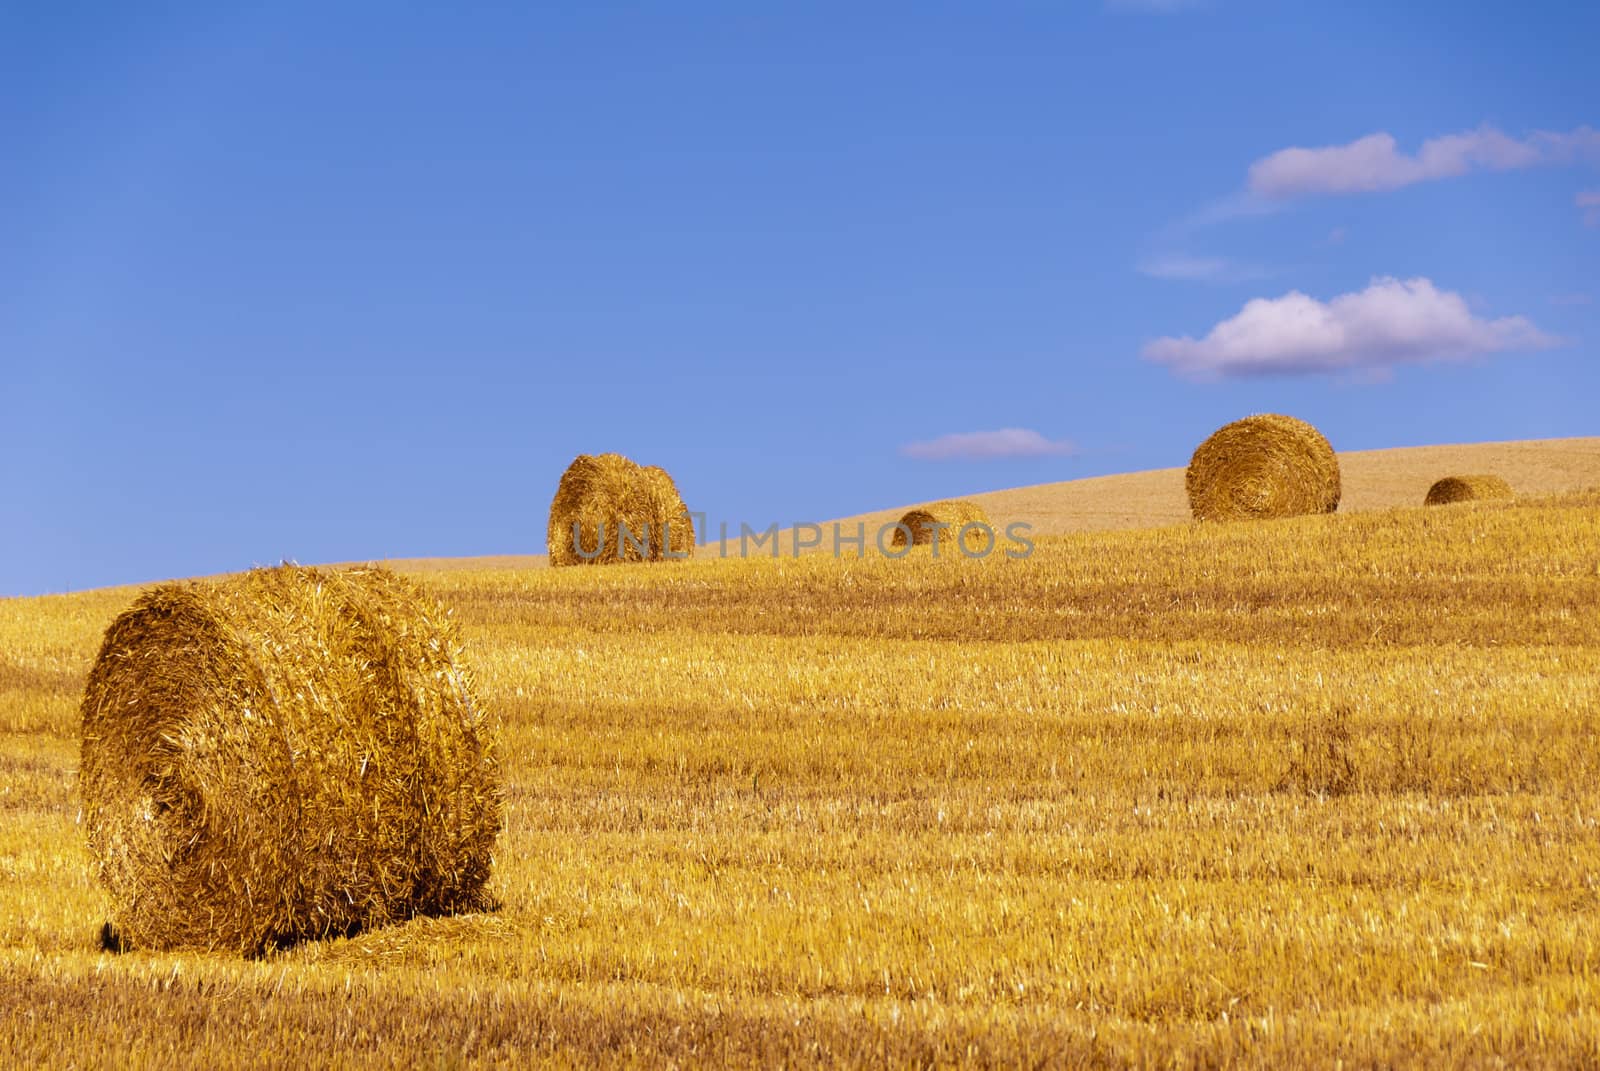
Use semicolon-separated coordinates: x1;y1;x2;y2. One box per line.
2;1;1596;595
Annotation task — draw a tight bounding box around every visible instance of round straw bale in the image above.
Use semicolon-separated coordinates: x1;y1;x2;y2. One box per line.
1424;474;1513;505
1186;414;1341;521
547;453;694;566
890;499;995;555
79;565;501;955
636;464;696;559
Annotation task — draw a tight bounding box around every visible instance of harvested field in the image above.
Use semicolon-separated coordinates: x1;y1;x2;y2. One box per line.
3;482;1599;1065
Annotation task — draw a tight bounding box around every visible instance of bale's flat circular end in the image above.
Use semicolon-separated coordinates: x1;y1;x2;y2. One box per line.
79;565;502;954
890;499;994;553
1424;474;1514;506
547;453;694;566
1186;414;1340;522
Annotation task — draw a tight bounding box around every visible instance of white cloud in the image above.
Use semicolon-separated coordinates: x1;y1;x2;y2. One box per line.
1173;192;1284;233
1143;276;1560;379
900;429;1077;461
1248;125;1600;199
1580;190;1600;226
1137;253;1269;282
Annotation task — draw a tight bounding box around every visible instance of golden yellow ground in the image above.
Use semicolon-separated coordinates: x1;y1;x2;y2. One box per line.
1;441;1598;1067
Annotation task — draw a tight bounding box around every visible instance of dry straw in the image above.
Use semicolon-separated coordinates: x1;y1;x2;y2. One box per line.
638;464;697;560
547;453;695;566
1425;474;1514;506
891;499;995;554
1186;413;1341;522
79;565;502;955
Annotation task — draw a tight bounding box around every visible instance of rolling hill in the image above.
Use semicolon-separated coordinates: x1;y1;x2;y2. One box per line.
396;436;1600;572
4;475;1599;1066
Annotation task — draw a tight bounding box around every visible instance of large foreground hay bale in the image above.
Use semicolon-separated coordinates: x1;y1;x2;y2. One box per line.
890;499;995;554
547;453;694;566
80;565;502;955
1186;414;1341;521
1425;474;1514;505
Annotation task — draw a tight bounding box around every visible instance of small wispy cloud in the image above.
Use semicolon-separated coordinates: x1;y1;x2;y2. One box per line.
1171;191;1284;234
1137;253;1270;283
1549;292;1592;306
900;428;1077;462
1143;276;1560;380
1248;124;1600;199
1579;190;1600;226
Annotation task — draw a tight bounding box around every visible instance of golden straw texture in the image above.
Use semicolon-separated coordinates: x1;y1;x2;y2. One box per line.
547;453;694;566
890;499;995;554
637;465;697;560
1186;414;1341;521
79;565;502;955
1424;474;1514;505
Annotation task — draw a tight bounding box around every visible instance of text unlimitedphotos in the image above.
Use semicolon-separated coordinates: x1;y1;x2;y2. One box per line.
567;516;1036;560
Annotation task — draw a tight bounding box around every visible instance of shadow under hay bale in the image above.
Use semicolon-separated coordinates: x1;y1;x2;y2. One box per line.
547;452;694;566
1186;413;1341;522
79;565;502;955
890;499;995;555
1424;474;1514;506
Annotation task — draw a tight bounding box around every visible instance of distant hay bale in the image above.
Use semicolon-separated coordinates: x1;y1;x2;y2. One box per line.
1186;414;1341;522
637;464;696;560
890;499;995;555
79;565;502;955
546;453;641;566
1425;474;1514;506
547;453;694;566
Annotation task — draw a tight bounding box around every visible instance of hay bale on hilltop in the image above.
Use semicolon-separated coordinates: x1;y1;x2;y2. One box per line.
547;453;643;566
79;565;502;955
890;499;995;555
547;453;694;566
1425;474;1514;506
637;464;696;559
1186;414;1341;522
